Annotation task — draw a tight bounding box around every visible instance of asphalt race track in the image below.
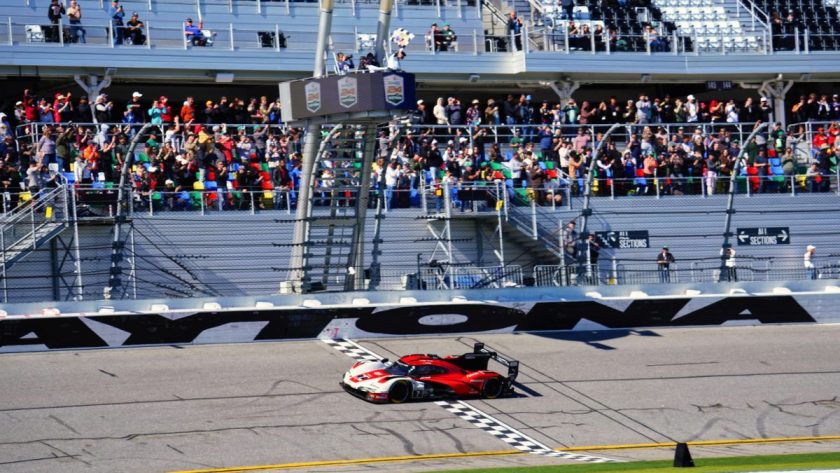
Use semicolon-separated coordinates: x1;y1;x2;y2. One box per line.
2;324;840;473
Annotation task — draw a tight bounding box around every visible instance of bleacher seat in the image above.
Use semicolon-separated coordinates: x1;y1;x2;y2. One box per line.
25;25;45;43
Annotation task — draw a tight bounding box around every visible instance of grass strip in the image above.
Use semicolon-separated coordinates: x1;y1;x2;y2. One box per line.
429;451;840;473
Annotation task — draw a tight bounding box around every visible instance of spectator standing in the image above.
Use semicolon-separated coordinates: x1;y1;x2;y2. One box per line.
446;97;463;127
36;126;57;167
67;0;86;44
506;11;523;51
804;245;817;279
181;97;196;123
94;95;114;123
433;97;448;127
387;49;405;70
656;245;675;282
75;96;92;122
685;95;698;122
109;0;125;45
720;247;737;281
439;23;457;51
336;52;354;74
47;0;65;43
562;220;578;265
561;0;574;19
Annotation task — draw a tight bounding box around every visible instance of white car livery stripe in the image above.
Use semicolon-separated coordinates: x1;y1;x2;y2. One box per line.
322;338;619;463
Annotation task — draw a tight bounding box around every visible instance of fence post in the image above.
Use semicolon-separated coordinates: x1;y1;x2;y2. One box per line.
523;23;529;54
611;256;618;285
250;191;255;215
610;178;615;199
420;178;427;213
503;182;509;221
229;23;234;50
109;22;115;48
146;21;151;48
655;173;660;198
58;19;64;45
530;196;537;239
7;17;12;46
1;230;6;302
564;23;569;53
473;28;478;55
200;189;205;215
275;24;281;52
790;174;796;196
30;205;36;249
590;26;595;54
804;29;809;54
149;192;154;216
794;27;800;53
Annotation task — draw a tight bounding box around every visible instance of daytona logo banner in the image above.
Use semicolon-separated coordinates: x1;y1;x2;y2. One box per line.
305;82;321;113
383;74;405;106
338;77;358;108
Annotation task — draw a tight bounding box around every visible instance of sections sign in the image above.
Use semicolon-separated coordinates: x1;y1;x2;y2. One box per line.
593;230;650;249
737;227;790;246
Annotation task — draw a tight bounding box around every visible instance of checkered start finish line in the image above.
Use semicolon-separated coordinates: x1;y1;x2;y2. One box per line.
322;338;619;463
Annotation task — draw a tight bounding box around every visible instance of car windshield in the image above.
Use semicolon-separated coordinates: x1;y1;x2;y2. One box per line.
384;361;411;376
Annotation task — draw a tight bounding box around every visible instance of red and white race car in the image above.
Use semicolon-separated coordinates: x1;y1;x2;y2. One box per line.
340;342;519;403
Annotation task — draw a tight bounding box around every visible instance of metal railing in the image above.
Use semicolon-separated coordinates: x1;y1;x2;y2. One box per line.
418;264;522;289
0;185;70;300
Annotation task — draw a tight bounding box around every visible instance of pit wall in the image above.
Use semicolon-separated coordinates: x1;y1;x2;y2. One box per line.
2;280;840;352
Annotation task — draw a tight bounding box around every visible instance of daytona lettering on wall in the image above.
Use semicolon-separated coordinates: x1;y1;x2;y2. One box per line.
0;296;821;351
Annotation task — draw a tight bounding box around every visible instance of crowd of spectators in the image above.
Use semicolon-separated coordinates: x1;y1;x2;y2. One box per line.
1;87;838;213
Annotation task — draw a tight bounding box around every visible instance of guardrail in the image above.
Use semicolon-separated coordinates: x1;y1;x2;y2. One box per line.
533;258;840;287
59;169;840;219
13;121;764;154
2;18;483;54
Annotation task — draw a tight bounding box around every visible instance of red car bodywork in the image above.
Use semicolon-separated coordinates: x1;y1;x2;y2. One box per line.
341;342;519;402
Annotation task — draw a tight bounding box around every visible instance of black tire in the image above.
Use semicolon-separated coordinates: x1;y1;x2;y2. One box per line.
388;381;411;403
482;377;503;399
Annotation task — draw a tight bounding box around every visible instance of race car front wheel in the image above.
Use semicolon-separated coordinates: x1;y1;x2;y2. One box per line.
388;381;411;403
482;377;503;399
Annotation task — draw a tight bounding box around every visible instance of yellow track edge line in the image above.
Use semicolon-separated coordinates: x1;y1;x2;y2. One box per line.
169;434;840;473
563;434;840;452
167;449;524;473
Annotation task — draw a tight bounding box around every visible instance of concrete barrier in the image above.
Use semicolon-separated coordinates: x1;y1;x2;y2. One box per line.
2;281;840;352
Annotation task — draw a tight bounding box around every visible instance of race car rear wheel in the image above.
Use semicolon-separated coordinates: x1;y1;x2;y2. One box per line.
482;377;503;399
388;381;411;403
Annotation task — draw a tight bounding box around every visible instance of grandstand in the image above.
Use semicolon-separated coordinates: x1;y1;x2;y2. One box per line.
1;0;840;304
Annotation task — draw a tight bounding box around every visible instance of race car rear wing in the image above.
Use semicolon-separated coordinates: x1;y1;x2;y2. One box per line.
451;342;519;388
472;342;519;386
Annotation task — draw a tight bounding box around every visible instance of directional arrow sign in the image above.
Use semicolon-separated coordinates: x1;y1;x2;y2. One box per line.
736;227;791;246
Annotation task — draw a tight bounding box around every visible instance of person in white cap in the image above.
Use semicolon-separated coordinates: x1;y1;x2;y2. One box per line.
685;94;698;123
804;245;817;280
